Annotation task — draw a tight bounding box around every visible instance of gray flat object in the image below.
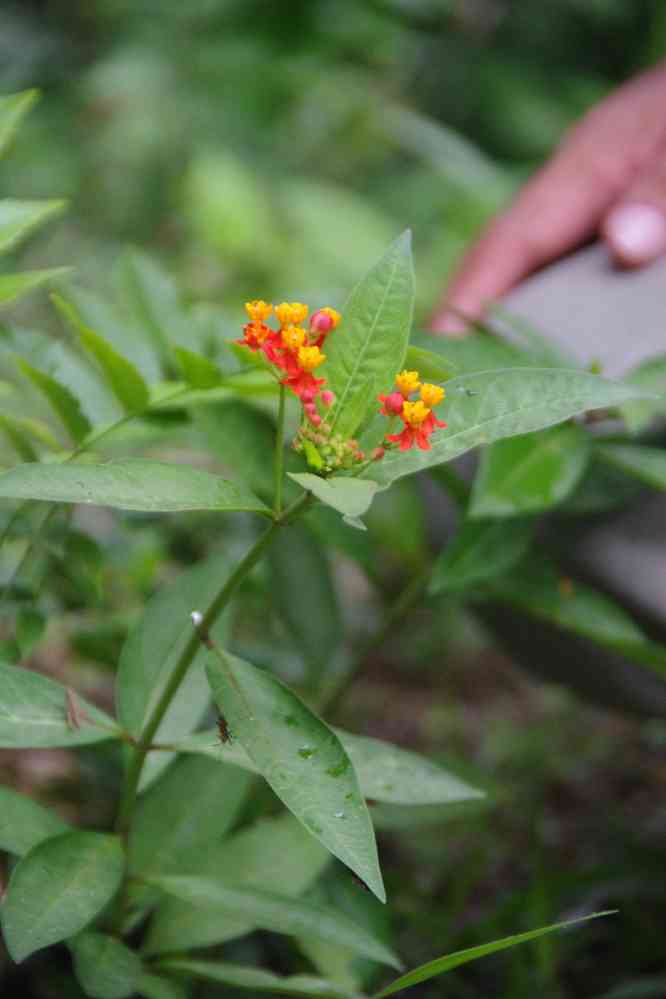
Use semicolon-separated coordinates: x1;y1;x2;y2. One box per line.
503;243;666;376
480;244;666;715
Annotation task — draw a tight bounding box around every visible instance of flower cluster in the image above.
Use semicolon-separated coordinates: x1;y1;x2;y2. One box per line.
239;300;340;414
240;299;365;474
378;370;447;451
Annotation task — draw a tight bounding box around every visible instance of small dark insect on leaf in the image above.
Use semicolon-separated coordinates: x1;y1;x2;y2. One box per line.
455;386;478;397
351;873;370;892
217;714;232;744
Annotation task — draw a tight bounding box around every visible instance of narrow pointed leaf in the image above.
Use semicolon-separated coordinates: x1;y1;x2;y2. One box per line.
1;832;125;962
0;414;37;460
339;731;483;806
174;347;224;389
129;755;251;876
0;268;71;307
143;812;331;956
0;199;66;254
17;358;91;442
372;912;614;997
0;90;39;157
115;250;189;354
52;293;150;413
326;232;414;438
137;975;187;999
429;518;534;595
368;368;654;486
147;876;399;969
206;651;385;902
173;726;482;806
470;423;590;518
0;460;270;514
0;786;69;855
0;414;60;453
596;443;666;490
157;958;364;998
0;663;120;747
70;932;143;999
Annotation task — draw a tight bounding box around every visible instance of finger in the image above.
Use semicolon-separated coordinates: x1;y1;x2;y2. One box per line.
431;62;666;332
602;145;666;266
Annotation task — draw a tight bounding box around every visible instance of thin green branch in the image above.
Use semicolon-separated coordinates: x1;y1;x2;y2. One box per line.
113;490;311;838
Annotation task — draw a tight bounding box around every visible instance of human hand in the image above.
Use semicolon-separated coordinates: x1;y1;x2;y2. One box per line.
431;61;666;333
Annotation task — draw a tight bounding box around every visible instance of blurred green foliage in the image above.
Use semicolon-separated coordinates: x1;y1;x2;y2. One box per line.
2;0;662;317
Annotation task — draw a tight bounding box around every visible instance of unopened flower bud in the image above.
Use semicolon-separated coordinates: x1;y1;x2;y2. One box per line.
382;391;405;415
309;412;322;427
310;310;333;334
372;447;385;461
321;390;335;407
300;388;316;404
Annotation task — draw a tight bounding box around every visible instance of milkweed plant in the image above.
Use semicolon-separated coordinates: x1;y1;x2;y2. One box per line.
6;89;666;999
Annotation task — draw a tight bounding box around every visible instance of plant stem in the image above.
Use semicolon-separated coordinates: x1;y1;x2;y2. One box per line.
113;489;312;837
274;384;286;515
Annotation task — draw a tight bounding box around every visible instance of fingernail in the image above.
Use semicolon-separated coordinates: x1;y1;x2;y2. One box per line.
604;203;666;266
430;311;470;336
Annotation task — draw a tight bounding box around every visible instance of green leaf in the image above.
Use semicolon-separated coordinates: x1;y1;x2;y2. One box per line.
372;912;614;997
298;867;392;994
369;368;653;487
470;423;590;518
0;663;120;747
620;354;666;433
144;812;330;955
404;345;456;382
339;732;483;806
173;347;223;389
117;553;232;788
137;975;188;999
0;786;69;855
15;606;46;657
70;932;143;999
147;876;400;968
481;560;666;676
0;199;66;255
0;414;60;456
430;518;534;595
206;651;385;902
1;832;125;962
129;754;251;876
289;474;379;524
325;232;415;438
52;293;150;413
63;284;162;383
0;414;37;461
269;524;343;682
0;90;39;157
115;249;189;356
0;268;71;307
195;401;277;501
17;358;91;443
173;726;482;806
0;460;270;514
596;443;666;490
156;959;364;998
